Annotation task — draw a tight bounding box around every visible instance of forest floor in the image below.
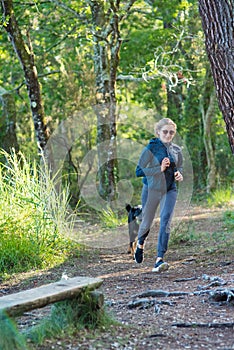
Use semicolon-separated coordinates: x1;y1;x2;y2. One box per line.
1;204;234;350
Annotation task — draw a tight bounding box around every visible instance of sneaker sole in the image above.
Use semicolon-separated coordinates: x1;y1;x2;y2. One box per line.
134;255;144;264
152;262;169;273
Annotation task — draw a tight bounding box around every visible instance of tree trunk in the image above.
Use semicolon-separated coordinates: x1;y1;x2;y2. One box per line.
200;88;217;192
167;85;183;124
198;0;234;154
89;0;122;202
0;87;19;155
1;0;49;153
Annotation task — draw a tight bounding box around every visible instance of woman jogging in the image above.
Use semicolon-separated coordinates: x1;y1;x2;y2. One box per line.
134;118;183;272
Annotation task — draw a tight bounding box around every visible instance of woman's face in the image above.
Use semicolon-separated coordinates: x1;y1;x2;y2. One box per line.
158;124;176;143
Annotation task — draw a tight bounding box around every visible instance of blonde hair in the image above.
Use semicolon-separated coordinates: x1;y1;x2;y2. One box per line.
154;118;177;135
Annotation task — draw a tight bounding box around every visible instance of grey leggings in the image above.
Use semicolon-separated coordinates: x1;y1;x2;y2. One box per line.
138;184;177;259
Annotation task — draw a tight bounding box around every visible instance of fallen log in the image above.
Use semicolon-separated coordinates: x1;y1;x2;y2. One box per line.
0;276;103;317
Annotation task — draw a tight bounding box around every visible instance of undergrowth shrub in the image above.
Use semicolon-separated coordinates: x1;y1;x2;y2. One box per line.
0;311;29;350
170;221;197;245
207;186;234;207
0;150;77;275
223;210;234;231
99;206;126;228
27;291;114;345
0;292;114;349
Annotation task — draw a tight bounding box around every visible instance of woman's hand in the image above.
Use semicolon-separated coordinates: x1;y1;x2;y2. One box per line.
161;157;170;172
174;171;183;182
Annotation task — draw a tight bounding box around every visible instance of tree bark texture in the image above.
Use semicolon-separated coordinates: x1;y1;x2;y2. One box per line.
198;0;234;154
167;85;183;123
200;67;217;192
89;0;137;202
1;0;49;152
0;87;19;154
201;89;217;192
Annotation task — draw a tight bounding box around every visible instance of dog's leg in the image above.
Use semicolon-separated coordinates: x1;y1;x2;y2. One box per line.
127;243;132;254
130;238;138;257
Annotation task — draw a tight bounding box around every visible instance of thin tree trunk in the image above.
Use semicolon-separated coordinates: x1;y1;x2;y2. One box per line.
1;0;49;153
200;88;217;192
0;87;19;154
198;0;234;154
89;0;137;203
89;0;120;202
167;86;183;123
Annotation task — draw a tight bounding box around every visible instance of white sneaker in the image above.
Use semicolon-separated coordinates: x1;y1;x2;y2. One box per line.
152;261;169;273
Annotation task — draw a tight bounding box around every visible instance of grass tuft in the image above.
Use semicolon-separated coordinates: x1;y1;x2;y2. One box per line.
170;221;198;245
26;291;115;345
0;311;28;350
223;210;234;231
207;186;234;207
99;206;125;228
0;149;77;275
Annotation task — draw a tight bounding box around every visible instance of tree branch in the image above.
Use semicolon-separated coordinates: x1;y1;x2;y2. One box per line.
48;0;87;20
45;25;80;53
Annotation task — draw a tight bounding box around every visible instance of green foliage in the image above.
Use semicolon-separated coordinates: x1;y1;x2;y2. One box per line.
99;207;126;229
223;210;234;231
0;150;76;275
170;221;198;245
0;311;28;350
27;292;113;345
0;0;233;196
207;187;234;208
170;211;234;258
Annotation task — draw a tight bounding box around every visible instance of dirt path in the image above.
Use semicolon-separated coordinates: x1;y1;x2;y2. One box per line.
1;206;234;350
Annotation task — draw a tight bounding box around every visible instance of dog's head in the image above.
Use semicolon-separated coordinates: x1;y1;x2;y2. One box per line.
126;204;142;223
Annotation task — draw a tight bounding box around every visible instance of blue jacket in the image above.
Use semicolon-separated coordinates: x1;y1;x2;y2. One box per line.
136;138;183;192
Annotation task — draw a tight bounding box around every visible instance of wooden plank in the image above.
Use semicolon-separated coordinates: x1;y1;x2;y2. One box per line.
0;276;103;317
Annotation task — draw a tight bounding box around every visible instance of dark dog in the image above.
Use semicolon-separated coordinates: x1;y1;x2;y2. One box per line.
126;204;142;255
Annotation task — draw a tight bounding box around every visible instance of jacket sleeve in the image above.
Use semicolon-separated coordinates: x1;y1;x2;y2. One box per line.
177;149;183;174
135;147;161;177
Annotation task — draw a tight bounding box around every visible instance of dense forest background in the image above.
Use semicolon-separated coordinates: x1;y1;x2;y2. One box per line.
0;3;234;348
1;0;233;210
